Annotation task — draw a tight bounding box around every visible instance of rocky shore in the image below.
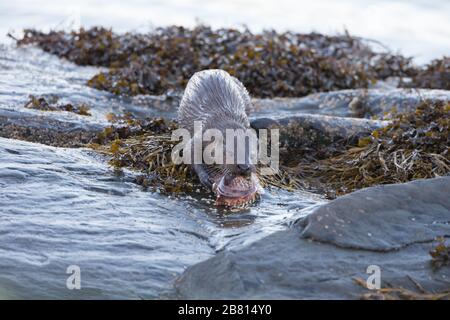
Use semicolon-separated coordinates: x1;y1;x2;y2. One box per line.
1;26;449;299
173;177;450;299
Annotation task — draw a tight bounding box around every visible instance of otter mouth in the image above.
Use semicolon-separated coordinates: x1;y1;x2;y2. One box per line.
212;173;261;207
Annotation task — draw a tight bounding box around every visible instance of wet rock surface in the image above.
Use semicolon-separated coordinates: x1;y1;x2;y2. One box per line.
251;114;388;159
174;177;450;299
296;177;450;251
0;137;319;299
250;88;450;118
0;109;103;147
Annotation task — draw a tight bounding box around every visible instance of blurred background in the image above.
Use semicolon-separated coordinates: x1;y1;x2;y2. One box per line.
0;0;449;64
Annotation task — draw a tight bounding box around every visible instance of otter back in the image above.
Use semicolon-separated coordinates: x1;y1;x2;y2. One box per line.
178;69;251;133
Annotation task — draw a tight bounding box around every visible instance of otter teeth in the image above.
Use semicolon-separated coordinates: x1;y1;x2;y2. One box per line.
215;191;260;207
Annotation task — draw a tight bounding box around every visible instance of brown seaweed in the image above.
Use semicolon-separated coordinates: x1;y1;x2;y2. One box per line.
25;95;91;116
408;57;450;90
354;277;450;300
430;237;450;270
83;100;449;197
288;100;450;197
17;26;416;98
89;116;302;194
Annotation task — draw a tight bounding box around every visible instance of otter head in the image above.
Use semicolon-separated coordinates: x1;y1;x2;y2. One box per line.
207;127;262;207
212;165;260;207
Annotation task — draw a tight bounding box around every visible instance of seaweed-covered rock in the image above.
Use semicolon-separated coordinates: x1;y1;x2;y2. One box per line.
430;238;450;270
17;26;416;98
90;118;304;194
409;57;450;90
24;95;91;116
251;88;450;119
288;100;450;196
0;109;102;147
251;114;388;164
18;27;125;67
173;177;450;299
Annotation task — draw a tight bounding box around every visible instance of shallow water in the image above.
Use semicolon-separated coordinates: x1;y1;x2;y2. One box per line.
0;45;178;124
0;45;324;299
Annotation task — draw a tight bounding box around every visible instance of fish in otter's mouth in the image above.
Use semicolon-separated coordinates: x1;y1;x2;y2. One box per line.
213;173;261;207
177;69;262;207
205;166;262;207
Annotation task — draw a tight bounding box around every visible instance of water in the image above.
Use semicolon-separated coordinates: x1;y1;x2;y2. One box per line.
0;45;324;299
1;0;449;64
0;137;321;299
5;0;442;299
0;45;177;124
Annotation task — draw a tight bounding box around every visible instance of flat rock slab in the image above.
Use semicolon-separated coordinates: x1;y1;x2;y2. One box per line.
0;109;104;147
174;177;450;299
251;89;450;118
251;114;388;148
297;176;450;251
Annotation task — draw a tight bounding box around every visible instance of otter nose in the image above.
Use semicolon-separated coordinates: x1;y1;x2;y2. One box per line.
237;164;252;175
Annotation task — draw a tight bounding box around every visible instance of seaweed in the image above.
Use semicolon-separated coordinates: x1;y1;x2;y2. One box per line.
354;277;450;300
91;116;176;145
88;116;196;193
96;132;196;193
430;237;450;270
408;57;450;90
11;25;450;195
288;100;450;197
17;27;124;67
0;96;98;147
105;111;136;124
25;95;91;116
0;121;100;148
17;26;416;98
89;115;302;194
89;100;448;196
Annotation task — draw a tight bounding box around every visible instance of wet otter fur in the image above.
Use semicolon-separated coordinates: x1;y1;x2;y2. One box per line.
178;69;261;206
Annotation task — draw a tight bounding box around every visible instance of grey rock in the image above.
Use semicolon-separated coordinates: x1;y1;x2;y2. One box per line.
251;114;388;145
297;176;450;251
0;109;103;147
174;177;450;299
250;88;450;119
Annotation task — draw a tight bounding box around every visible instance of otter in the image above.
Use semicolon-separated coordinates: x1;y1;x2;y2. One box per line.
178;69;261;207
